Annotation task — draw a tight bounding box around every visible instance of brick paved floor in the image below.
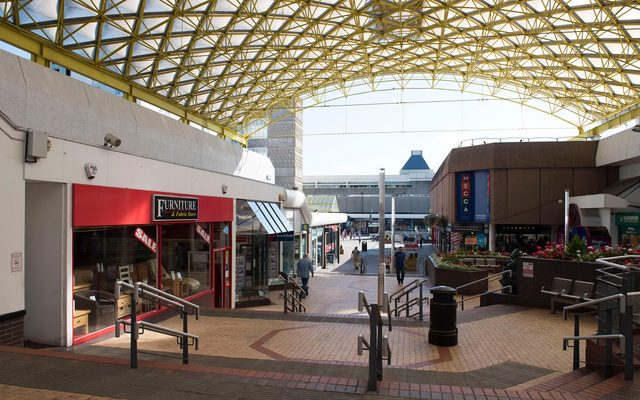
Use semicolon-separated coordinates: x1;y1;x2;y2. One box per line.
2;242;640;399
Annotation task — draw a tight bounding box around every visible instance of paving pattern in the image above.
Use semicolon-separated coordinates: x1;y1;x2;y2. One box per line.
2;241;640;399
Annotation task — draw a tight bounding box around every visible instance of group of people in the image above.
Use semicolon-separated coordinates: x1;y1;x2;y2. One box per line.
295;243;411;300
351;245;406;284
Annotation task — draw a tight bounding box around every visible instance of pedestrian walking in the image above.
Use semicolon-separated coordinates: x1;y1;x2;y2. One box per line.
394;246;406;284
360;256;367;274
351;246;361;271
296;253;313;296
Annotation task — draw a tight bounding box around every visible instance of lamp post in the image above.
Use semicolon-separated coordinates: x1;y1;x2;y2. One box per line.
378;169;385;304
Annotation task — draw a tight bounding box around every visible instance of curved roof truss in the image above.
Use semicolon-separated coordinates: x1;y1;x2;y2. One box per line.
1;0;639;138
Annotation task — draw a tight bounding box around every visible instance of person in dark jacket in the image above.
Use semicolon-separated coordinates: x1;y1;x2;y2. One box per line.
296;253;313;296
394;247;406;284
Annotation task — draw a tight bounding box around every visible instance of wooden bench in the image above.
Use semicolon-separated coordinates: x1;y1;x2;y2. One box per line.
541;278;594;314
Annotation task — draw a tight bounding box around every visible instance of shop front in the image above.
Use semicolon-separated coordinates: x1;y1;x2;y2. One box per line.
616;212;640;247
451;223;486;251
235;200;293;307
72;184;232;343
495;225;552;253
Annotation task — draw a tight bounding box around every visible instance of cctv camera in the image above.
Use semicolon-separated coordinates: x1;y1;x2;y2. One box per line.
104;133;121;148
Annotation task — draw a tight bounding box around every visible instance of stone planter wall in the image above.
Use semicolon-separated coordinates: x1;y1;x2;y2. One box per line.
426;256;489;295
513;257;601;308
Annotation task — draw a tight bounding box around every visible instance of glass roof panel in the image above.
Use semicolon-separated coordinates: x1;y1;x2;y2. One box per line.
1;0;638;134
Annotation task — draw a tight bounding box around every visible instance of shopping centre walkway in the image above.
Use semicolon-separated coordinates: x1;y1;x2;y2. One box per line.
2;240;640;399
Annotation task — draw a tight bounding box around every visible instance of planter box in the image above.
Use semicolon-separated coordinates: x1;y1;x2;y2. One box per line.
426;256;488;295
513;257;601;309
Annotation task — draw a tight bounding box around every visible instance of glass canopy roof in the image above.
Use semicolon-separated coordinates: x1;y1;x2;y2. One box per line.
1;1;639;137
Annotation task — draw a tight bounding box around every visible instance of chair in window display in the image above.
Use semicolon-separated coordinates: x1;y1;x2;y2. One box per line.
73;290;115;331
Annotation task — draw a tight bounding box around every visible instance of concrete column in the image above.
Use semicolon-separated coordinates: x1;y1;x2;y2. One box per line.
248;101;303;190
488;223;496;252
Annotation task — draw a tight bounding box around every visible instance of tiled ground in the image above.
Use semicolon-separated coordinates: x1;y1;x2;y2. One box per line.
1;241;639;399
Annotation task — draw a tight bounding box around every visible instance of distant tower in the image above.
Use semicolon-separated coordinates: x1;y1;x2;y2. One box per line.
248;101;303;190
400;150;431;176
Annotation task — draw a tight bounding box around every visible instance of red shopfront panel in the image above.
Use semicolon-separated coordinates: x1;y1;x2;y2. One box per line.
73;184;233;227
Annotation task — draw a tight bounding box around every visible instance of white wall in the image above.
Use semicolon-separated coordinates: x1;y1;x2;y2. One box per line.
0;120;25;316
24;183;68;346
596;128;640;168
0;49;275;184
0;47;286;345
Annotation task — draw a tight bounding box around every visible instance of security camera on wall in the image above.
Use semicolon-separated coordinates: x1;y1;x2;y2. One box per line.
103;133;121;148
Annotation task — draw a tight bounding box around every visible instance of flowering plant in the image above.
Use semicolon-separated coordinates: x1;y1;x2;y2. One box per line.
532;238;640;262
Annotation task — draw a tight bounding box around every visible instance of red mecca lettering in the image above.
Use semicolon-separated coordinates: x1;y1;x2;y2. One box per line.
134;227;158;253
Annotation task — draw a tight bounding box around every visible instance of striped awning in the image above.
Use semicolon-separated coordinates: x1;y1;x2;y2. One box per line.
248;201;293;235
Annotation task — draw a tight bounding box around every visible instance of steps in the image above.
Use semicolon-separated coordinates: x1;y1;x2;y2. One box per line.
526;368;627;400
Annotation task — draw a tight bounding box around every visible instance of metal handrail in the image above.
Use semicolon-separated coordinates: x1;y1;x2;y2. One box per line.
137;281;199;317
357;291;391;392
119;320;200;350
562;288;640;380
596;255;640;270
389;278;429;320
562;334;624;351
459;286;511;311
455;270;510;291
389;278;428;299
562;293;624;319
114;280;200;368
281;274;306;313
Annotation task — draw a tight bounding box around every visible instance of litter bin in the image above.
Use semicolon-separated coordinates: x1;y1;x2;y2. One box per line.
428;286;458;346
362;241;368;252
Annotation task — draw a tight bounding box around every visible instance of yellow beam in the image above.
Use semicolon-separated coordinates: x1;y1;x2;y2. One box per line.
583;104;640;138
0;23;247;146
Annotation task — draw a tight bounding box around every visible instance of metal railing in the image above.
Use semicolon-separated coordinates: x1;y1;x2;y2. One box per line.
279;272;306;313
114;280;200;368
562;289;637;381
456;270;512;311
357;291;392;392
389;278;429;320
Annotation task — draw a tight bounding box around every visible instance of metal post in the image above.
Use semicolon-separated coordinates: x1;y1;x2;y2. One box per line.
283;280;288;313
564;189;569;245
405;292;409;317
391;195;396;275
573;314;580;370
131;285;138;369
623;304;634;381
182;310;189;365
605;308;613;378
419;283;424;321
378;169;385;305
376;308;383;381
368;303;379;391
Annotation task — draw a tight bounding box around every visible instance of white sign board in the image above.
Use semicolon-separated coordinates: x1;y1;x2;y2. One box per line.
11;252;22;272
523;261;534;278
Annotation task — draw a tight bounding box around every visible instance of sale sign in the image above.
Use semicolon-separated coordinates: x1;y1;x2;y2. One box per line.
134;227;158;253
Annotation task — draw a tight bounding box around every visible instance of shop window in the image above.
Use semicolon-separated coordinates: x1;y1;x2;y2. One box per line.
161;223;211;298
72;225;158;336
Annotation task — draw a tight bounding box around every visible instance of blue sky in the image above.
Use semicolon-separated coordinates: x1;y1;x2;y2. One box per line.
302;83;579;176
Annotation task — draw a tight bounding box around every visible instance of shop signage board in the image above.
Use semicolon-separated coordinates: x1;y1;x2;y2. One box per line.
134;227;158;253
153;195;198;221
196;224;211;244
404;243;418;255
456;170;490;224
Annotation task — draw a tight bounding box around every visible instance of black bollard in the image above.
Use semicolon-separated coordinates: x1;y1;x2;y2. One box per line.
428;286;458;346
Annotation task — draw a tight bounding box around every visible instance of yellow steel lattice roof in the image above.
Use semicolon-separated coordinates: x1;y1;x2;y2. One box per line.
1;0;639;137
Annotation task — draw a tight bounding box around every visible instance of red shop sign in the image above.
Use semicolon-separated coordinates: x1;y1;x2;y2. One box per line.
134;227;157;253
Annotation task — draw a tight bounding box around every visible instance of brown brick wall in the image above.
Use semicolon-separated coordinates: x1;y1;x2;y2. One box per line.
426;257;489;294
0;311;25;346
513;257;601;308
